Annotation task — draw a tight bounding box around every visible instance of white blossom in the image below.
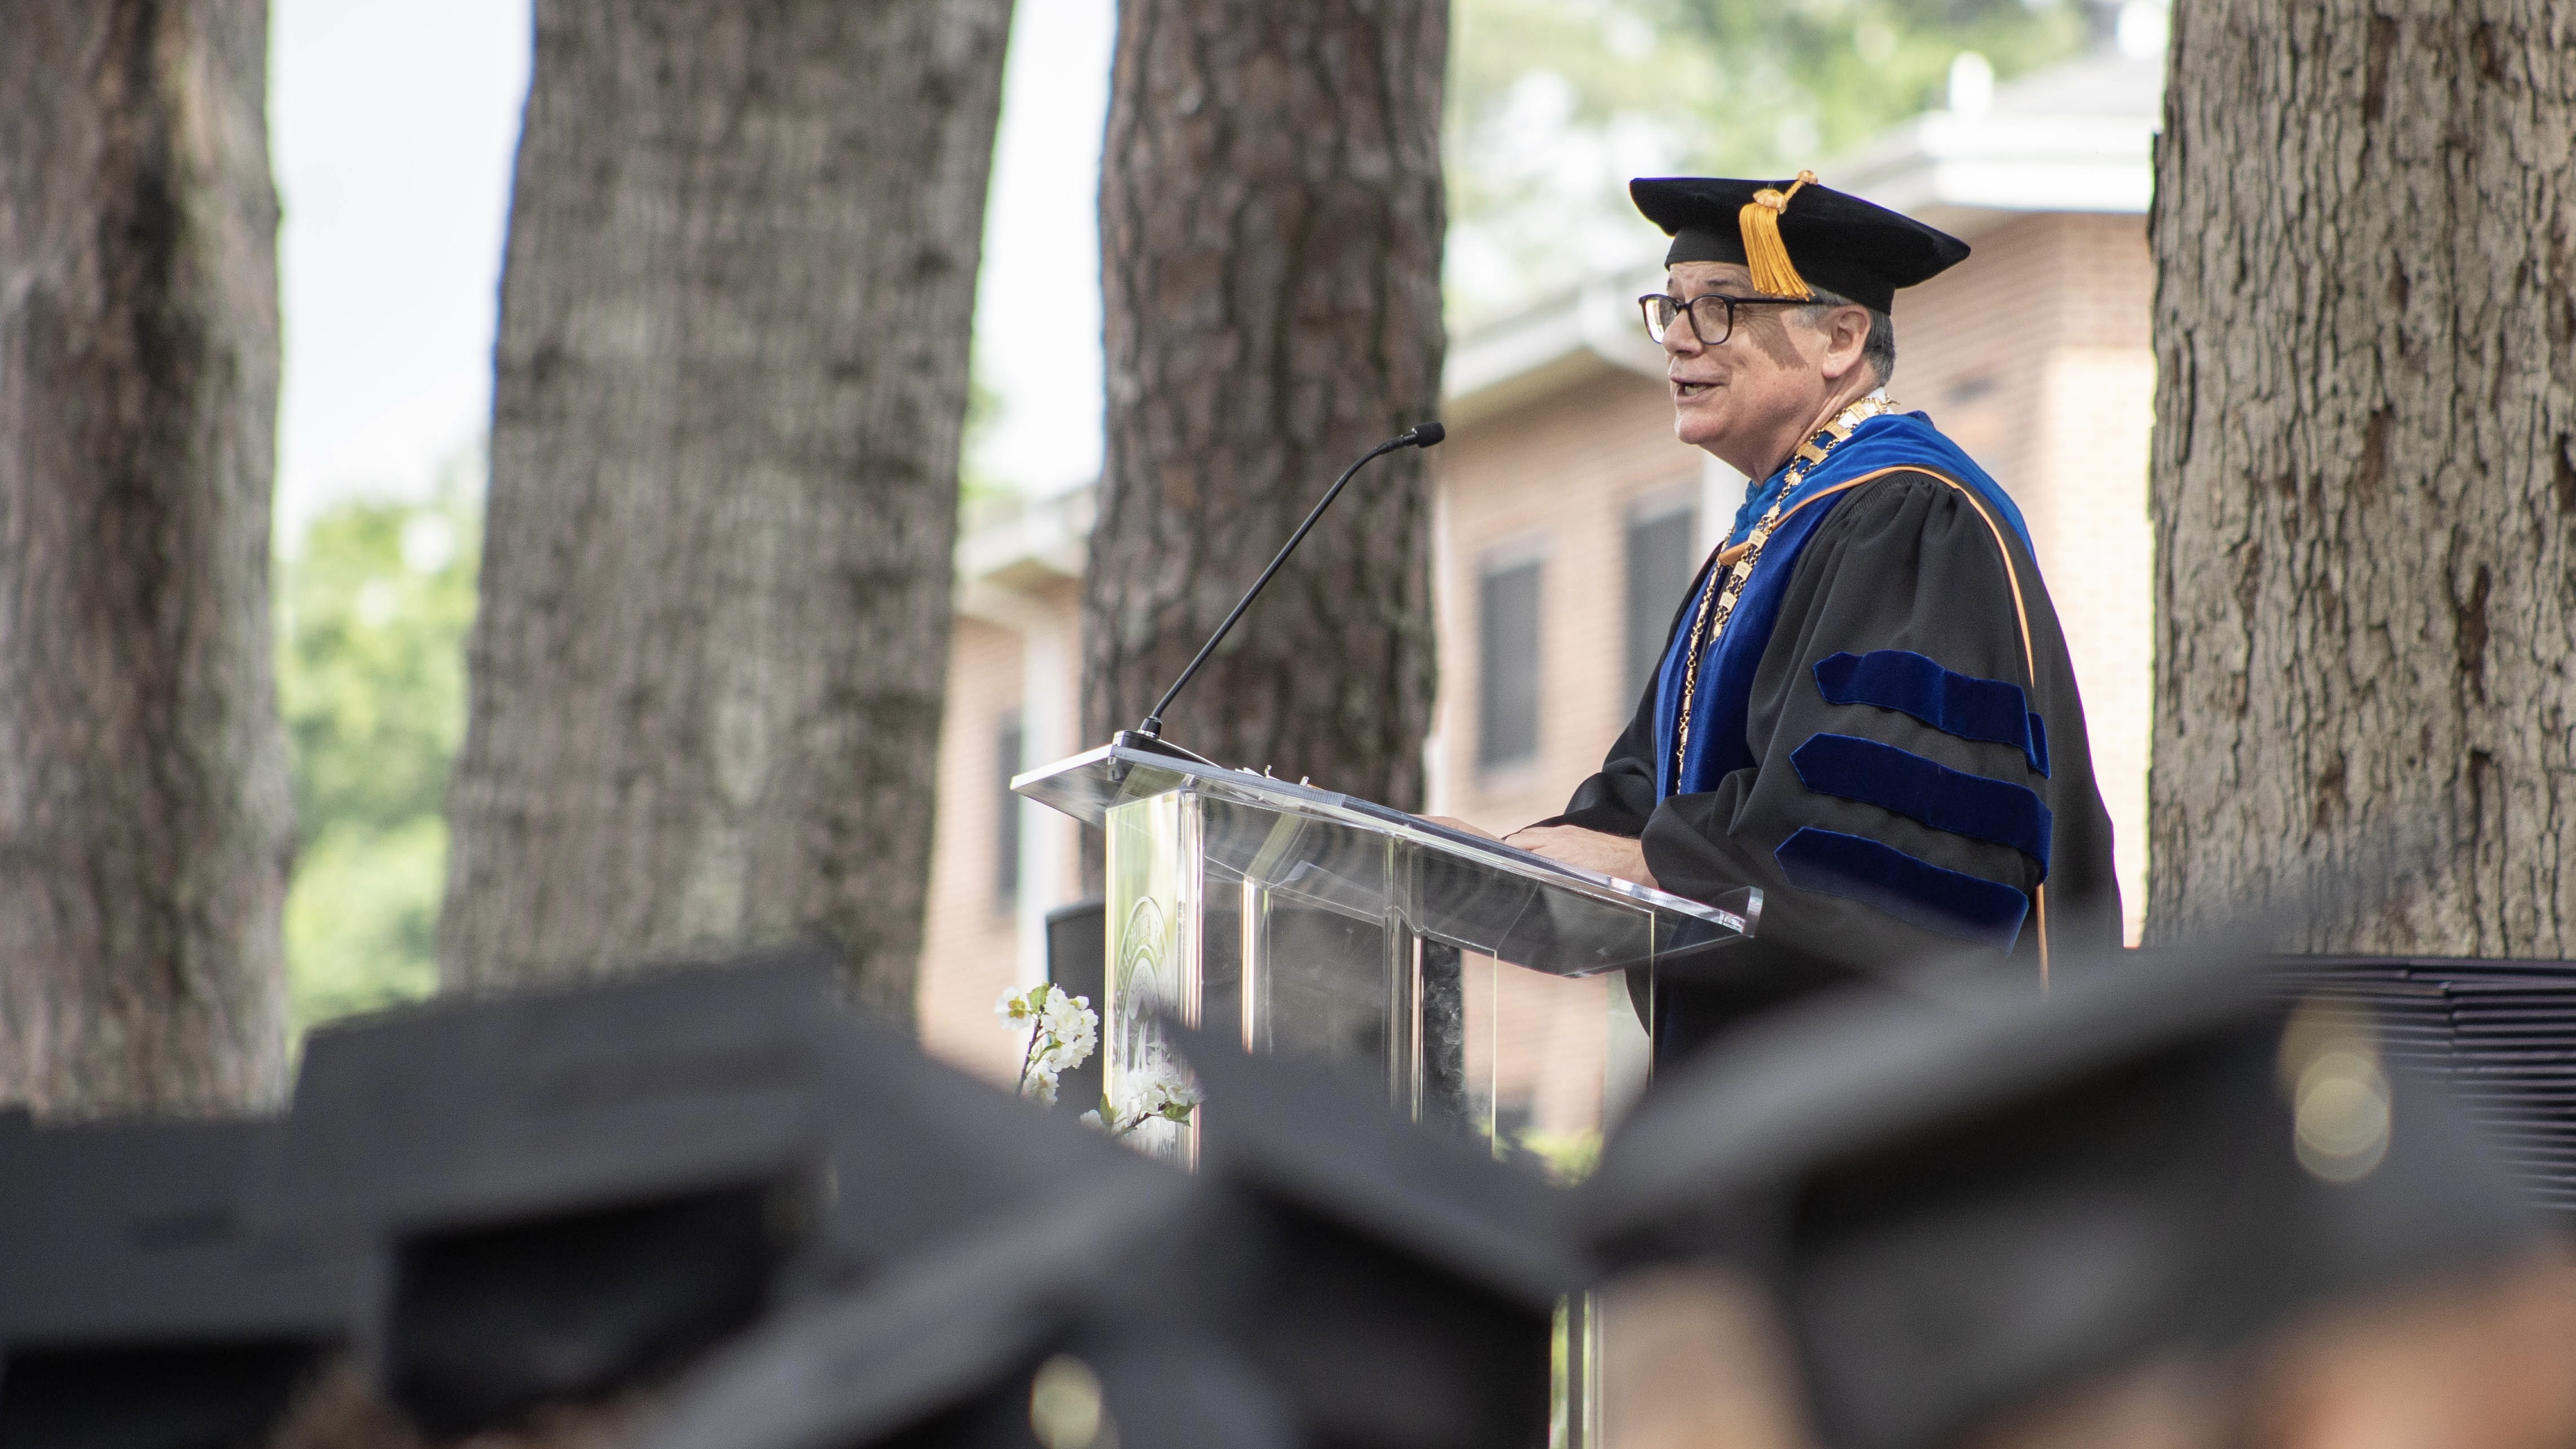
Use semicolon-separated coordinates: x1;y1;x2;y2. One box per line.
1085;1054;1201;1138
1131;1073;1200;1122
1040;991;1097;1059
1001;983;1098;1105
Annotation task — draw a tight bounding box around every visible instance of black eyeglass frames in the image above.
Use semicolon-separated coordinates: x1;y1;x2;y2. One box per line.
1638;292;1816;346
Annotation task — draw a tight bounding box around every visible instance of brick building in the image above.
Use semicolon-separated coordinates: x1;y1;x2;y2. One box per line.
920;45;2163;1080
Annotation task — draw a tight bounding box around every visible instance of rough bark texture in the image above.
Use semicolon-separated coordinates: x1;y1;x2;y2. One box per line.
1084;0;1448;815
0;1;294;1114
2149;2;2576;949
441;0;1012;1016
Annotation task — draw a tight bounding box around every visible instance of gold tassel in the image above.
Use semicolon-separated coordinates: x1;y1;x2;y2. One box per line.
1739;170;1817;299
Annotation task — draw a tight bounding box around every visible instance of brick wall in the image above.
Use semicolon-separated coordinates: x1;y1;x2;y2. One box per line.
916;614;1034;1081
1429;365;1711;835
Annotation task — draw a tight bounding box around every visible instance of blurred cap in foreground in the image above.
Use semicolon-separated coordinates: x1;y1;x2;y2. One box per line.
245;945;847;1436
640;1170;1291;1449
1169;1027;1592;1449
0;1116;353;1449
645;1025;1594;1449
244;941;1133;1438
1585;949;2559;1449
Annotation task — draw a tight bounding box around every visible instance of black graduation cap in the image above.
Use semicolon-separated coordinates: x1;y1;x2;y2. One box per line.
1630;174;1971;312
793;1009;1143;1300
1584;949;2541;1449
243;944;852;1435
639;1171;1295;1449
0;1116;354;1449
1170;1027;1595;1449
245;941;1143;1437
650;1030;1593;1449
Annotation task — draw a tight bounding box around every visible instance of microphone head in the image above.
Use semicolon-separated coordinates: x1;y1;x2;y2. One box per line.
1407;421;1446;448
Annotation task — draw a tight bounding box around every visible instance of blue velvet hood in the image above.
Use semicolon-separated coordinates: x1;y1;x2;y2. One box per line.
1652;411;2036;800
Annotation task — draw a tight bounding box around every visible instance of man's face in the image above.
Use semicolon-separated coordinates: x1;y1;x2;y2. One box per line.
1660;260;1841;465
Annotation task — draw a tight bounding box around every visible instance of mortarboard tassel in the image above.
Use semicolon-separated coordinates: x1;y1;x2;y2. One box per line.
1739;170;1817;299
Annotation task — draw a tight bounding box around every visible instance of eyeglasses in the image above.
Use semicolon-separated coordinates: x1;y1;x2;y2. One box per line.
1638;292;1814;346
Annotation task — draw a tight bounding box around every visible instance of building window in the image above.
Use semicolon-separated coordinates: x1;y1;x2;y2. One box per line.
1478;554;1542;770
996;712;1023;905
1625;499;1702;703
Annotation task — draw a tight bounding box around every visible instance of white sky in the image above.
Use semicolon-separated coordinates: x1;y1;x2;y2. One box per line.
270;0;527;533
974;0;1117;498
269;0;1116;540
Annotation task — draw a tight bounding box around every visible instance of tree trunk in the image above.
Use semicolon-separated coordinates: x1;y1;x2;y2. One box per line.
0;0;294;1115
1084;0;1448;815
2148;2;2576;951
440;0;1012;1017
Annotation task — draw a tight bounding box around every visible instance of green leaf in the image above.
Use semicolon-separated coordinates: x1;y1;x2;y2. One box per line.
277;455;481;1034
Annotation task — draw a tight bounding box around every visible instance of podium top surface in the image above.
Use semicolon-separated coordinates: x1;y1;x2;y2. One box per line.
1014;743;1758;958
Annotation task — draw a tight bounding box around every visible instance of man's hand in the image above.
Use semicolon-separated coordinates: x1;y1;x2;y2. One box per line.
1502;824;1658;889
1421;815;1500;840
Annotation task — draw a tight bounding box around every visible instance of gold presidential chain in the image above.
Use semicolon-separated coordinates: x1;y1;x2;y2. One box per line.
1671;392;1901;784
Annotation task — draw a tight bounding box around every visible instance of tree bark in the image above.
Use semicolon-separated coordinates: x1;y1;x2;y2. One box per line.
1084;0;1448;814
0;0;294;1114
2149;2;2576;950
441;0;1012;1017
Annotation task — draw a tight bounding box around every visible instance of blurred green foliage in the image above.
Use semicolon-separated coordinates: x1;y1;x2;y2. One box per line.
1516;1125;1604;1185
1446;0;2096;322
277;471;480;1031
1651;0;2088;168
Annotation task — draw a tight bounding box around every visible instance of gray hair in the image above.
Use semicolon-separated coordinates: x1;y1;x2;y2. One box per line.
1801;284;1896;387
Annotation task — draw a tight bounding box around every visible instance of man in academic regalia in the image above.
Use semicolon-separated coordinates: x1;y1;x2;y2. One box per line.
1492;173;2121;1059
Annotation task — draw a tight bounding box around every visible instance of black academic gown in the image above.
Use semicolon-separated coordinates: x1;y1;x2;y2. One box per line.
1545;470;2121;1062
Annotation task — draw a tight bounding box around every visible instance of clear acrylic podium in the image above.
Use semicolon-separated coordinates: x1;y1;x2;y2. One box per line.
1014;742;1760;1443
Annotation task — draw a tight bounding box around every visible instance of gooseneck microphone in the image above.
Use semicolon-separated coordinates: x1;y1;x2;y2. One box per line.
1122;422;1445;754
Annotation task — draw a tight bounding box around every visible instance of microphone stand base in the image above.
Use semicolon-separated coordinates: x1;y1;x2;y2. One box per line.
1111;730;1224;768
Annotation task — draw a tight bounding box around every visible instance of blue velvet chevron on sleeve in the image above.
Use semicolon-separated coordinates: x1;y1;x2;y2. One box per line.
1773;827;2029;951
1790;733;2053;872
1812;649;2050;776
